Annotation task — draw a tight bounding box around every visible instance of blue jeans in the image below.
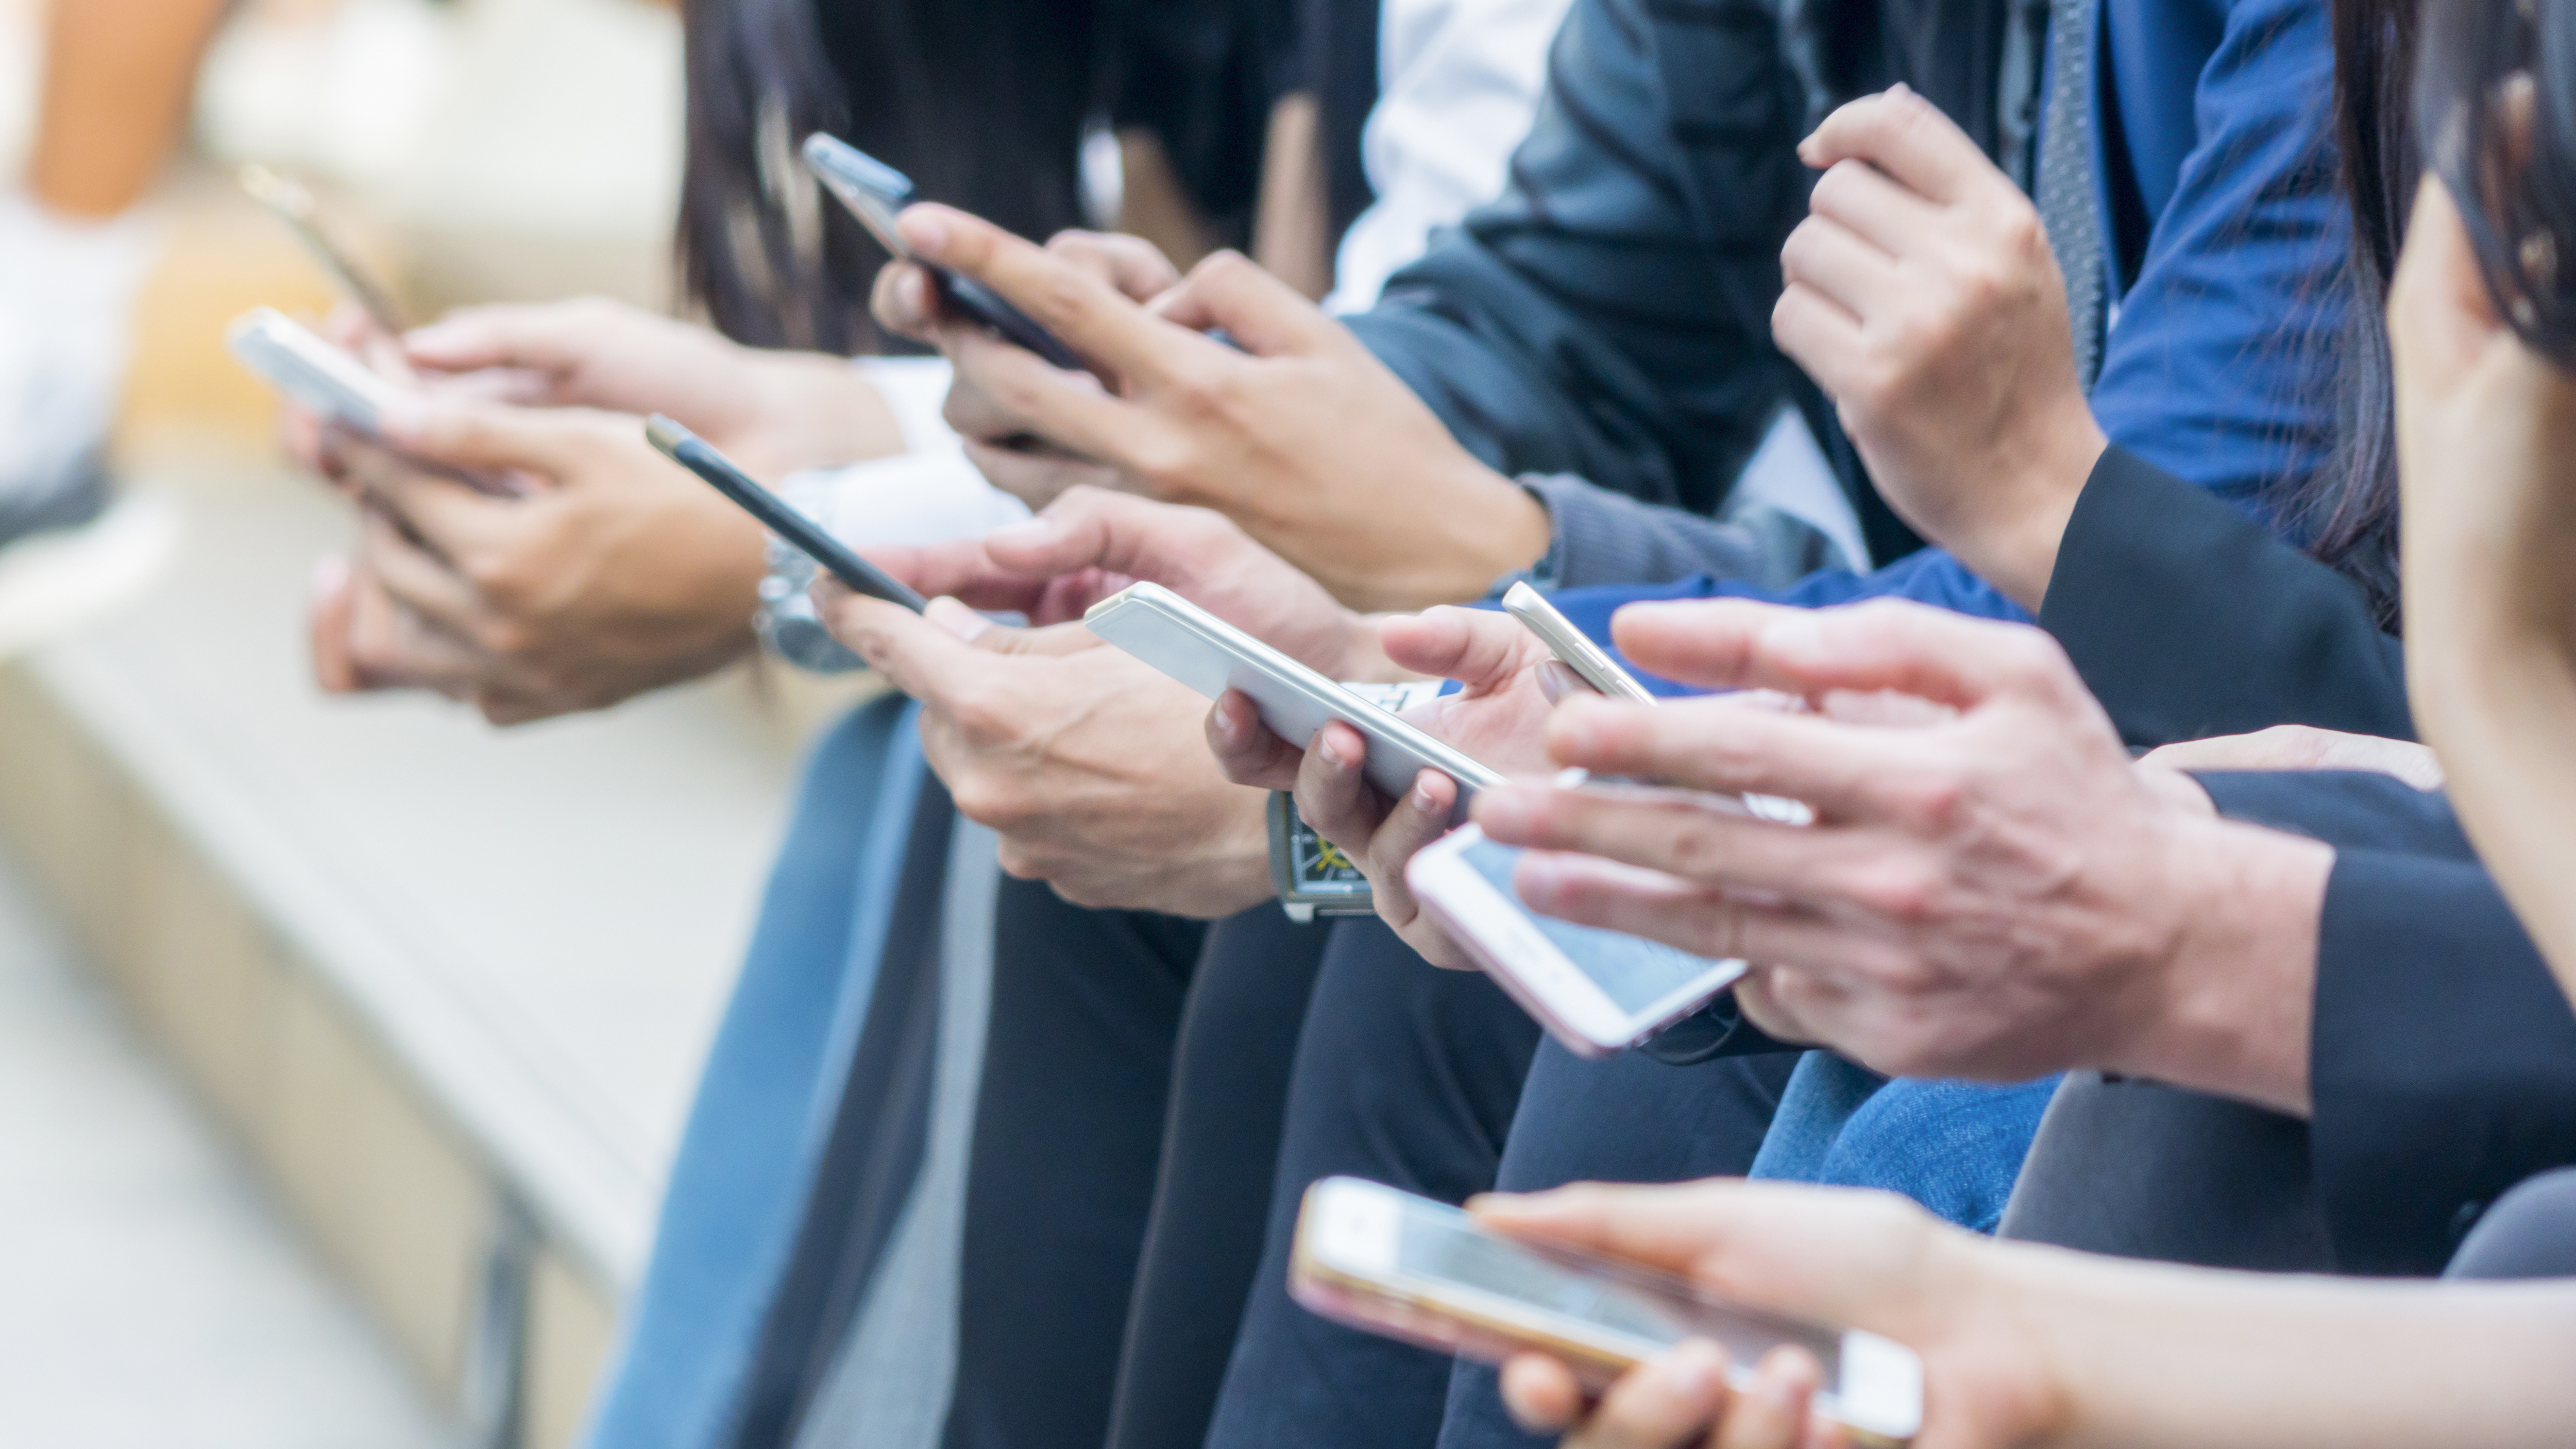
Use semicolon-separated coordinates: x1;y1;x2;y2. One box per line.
581;696;927;1449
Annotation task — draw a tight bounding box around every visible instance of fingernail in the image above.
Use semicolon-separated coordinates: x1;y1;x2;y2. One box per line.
402;321;463;353
375;399;425;442
987;516;1061;549
925;595;990;640
1476;788;1530;837
899;208;950;255
1888;80;1913;98
1412;778;1442;814
1318;734;1350;769
310;553;349;598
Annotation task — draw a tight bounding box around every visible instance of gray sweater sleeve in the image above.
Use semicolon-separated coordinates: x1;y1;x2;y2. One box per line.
1519;474;1848;591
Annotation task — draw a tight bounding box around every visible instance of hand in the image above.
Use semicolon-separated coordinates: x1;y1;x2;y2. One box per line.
1207;605;1567;966
903;229;1181;508
402;297;906;478
873;207;1550;609
1475;598;2333;1114
874;484;1382;674
1477;1179;2060;1449
2142;725;2444;790
1775;87;2108;610
320;399;766;723
820;592;1275;916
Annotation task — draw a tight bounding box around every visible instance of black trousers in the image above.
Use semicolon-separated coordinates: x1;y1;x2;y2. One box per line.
1435;1042;1799;1449
1204;918;1543;1449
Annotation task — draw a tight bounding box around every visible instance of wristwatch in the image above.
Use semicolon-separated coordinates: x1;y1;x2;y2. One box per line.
1269;678;1452;923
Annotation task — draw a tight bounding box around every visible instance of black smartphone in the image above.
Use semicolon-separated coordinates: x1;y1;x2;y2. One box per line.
644;415;928;612
800;133;1087;372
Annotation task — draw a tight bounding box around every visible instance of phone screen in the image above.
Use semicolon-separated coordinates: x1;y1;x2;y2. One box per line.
1396;1206;1843;1377
1454;834;1736;1017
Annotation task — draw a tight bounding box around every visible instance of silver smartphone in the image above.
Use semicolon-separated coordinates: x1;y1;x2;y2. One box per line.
1405;819;1744;1055
226;307;517;497
1290;1177;1922;1446
1501;582;1658;704
1082;582;1501;808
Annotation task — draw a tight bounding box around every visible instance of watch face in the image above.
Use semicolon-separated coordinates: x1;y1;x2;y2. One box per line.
1283;813;1374;903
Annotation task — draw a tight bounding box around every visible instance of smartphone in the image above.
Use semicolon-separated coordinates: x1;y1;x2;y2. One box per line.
1501;582;1659;704
1404;821;1743;1055
227;306;520;497
643;416;927;611
801;133;1086;371
238;164;407;335
1083;581;1501;808
1291;1177;1922;1447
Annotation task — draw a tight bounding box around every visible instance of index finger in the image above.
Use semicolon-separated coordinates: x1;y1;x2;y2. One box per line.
1538;693;1922;818
899;204;1233;386
336;436;517;562
1608;597;2082;712
1798;87;1989;206
819;588;988;703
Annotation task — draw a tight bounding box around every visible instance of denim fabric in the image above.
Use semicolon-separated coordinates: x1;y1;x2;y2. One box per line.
580;696;927;1449
1747;1054;2057;1235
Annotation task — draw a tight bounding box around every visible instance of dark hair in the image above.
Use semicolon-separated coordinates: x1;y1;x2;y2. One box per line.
676;0;1101;353
2300;0;2422;627
2418;0;2576;365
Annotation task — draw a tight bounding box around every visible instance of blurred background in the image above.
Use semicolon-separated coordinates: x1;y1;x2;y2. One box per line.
0;2;840;1444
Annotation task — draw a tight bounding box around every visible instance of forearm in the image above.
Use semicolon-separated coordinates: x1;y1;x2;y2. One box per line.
1978;1238;2576;1449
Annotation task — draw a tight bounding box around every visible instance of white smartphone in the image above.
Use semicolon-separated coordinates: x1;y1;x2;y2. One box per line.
226;307;518;498
1290;1177;1922;1447
1501;582;1659;704
1082;581;1501;807
1404;820;1743;1055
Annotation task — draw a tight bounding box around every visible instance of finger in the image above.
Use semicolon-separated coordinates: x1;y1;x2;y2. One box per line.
1797;87;1988;206
355;507;503;651
1471;781;1867;898
900;203;1230;383
1802;157;1943;257
1295;721;1396;857
1380;606;1550;693
1470;1181;1773;1277
1574;1340;1735;1449
1498;1354;1587;1435
872;260;944;344
1607;596;2079;709
1207;689;1307;790
1528;699;1917;820
1366;769;1458;892
1769;285;1867;394
1042;228;1183;301
1779;214;1900;318
865;538;1052;614
1711;1348;1819;1449
343;571;490;694
945;326;1160;469
335;436;517;565
374;395;602;475
402;302;601;377
981;486;1242;591
820;588;988;702
1153;249;1345;356
308;555;362;693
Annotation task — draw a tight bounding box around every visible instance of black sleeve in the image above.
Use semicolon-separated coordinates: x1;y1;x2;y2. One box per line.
2194;771;2475;861
2308;848;2576;1275
2039;447;2413;748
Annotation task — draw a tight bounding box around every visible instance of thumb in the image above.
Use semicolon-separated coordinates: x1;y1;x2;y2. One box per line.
984;486;1235;589
1154;250;1343;356
1380;606;1547;692
376;396;604;476
403;302;598;377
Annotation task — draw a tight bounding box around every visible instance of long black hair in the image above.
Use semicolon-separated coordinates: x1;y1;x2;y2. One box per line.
2419;0;2576;364
676;0;1102;353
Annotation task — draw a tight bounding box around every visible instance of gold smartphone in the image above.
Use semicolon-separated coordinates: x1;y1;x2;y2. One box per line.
239;164;406;335
1289;1177;1921;1446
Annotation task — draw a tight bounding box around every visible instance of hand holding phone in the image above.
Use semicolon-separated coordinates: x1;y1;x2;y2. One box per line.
1291;1178;1922;1446
1084;581;1500;808
227;307;519;498
802;134;1086;371
644;415;927;611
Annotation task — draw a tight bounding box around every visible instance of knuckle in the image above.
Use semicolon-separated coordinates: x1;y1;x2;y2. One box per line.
1850;858;1943;925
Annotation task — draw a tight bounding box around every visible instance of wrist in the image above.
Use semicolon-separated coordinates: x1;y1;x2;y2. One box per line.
2115;814;2332;1117
1980;415;2106;613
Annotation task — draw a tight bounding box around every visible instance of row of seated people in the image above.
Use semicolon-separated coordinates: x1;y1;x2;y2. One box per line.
251;0;2576;1444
